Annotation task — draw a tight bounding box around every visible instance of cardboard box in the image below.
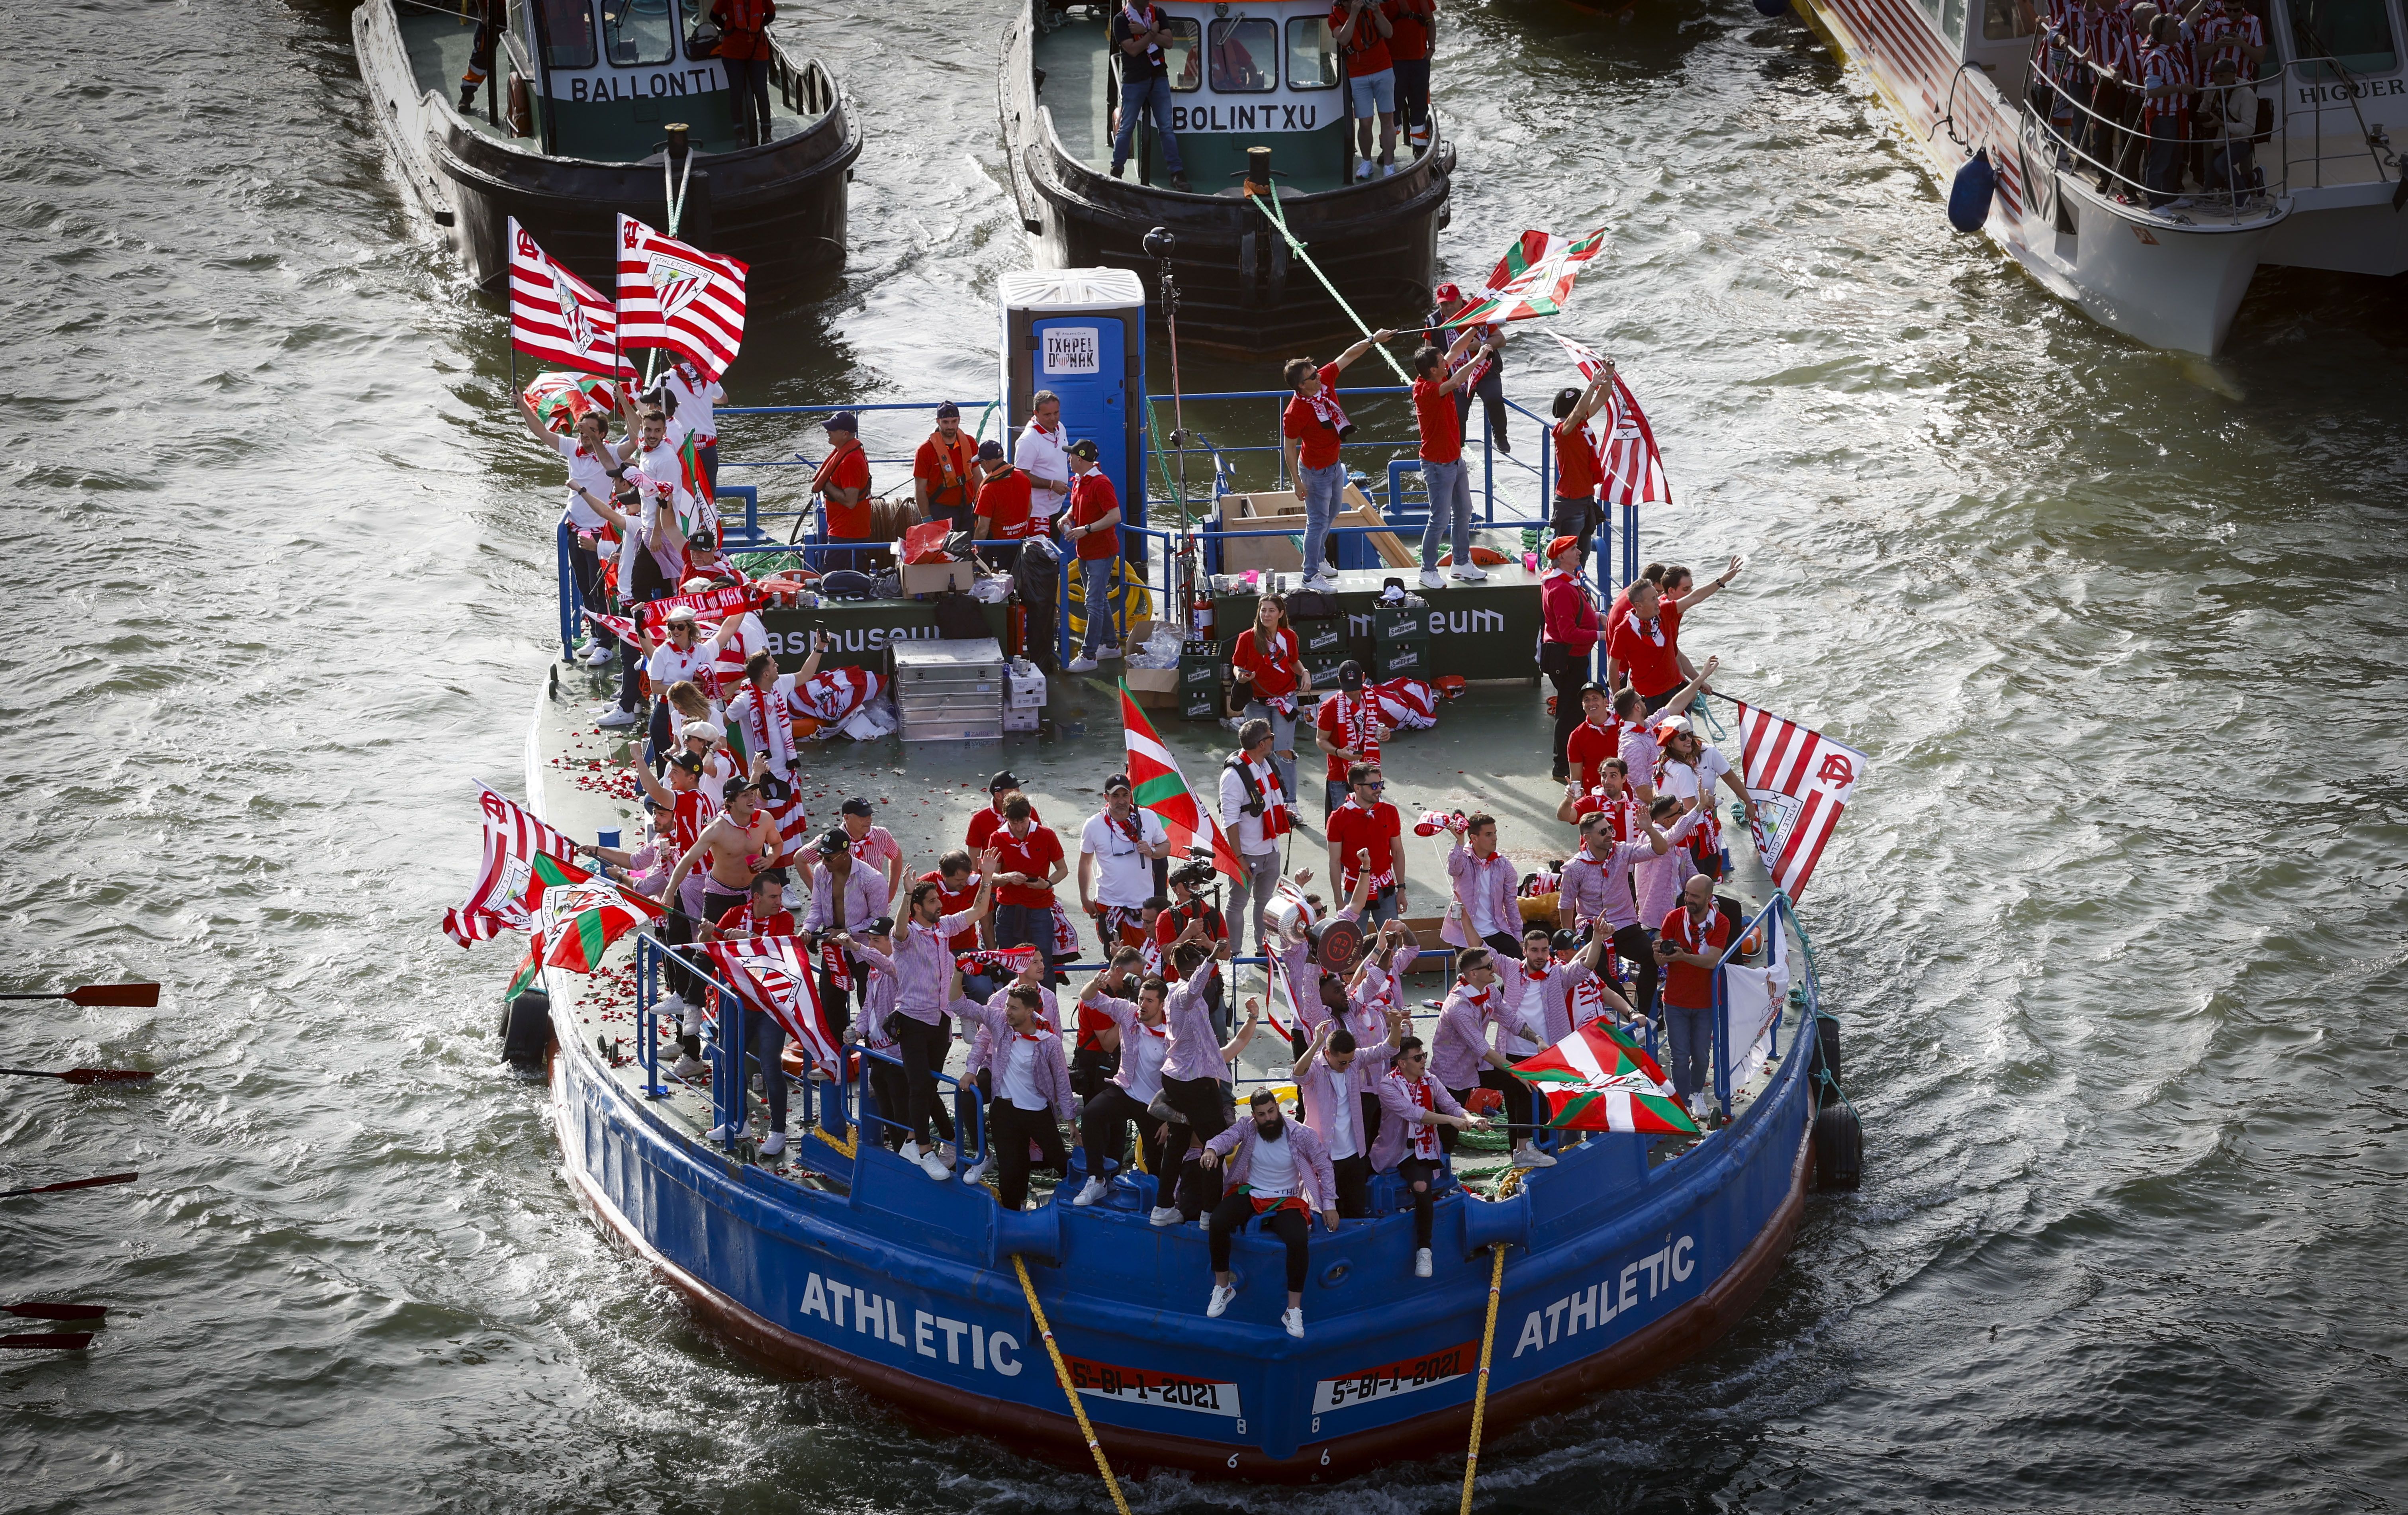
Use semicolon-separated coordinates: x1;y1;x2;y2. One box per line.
1002;705;1040;733
1217;493;1306;573
1120;619;1181;707
899;559;976;596
1007;667;1047;710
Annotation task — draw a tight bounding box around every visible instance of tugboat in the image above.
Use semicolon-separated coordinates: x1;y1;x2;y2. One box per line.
1000;0;1455;351
353;0;861;293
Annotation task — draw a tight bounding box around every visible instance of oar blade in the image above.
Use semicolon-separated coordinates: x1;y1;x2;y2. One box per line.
0;1332;94;1350
57;1069;157;1086
65;984;161;1008
0;1172;138;1199
4;1303;108;1322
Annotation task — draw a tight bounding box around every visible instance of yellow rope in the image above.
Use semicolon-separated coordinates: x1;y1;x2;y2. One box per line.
1014;1254;1135;1515
1459;1243;1509;1515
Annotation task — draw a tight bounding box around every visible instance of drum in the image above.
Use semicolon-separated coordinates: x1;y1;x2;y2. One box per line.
1308;915;1364;971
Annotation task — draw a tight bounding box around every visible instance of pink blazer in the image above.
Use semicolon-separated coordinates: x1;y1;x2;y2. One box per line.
1371;1073;1467;1170
1443;843;1521;949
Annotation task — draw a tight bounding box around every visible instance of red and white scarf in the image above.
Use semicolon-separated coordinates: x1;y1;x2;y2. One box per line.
1394;1071;1441;1159
1119;0;1162;62
1306;386;1350;433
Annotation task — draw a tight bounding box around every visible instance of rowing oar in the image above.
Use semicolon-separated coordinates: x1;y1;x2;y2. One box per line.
0;983;161;1008
1;1067;156;1086
0;1333;94;1350
4;1302;108;1323
0;1173;137;1200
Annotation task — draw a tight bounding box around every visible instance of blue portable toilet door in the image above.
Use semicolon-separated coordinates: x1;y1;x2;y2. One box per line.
1030;317;1128;513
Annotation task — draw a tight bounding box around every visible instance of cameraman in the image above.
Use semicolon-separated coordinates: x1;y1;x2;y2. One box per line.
1157;857;1232;1039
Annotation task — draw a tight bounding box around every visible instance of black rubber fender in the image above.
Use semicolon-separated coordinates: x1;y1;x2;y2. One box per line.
1809;1013;1843;1088
502;988;552;1077
1812;1102;1862;1191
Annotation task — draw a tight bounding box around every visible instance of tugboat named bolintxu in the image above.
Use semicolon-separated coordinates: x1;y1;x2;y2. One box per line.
353;0;860;294
1002;0;1454;350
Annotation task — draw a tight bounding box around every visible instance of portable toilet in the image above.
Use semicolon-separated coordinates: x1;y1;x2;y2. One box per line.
997;269;1148;532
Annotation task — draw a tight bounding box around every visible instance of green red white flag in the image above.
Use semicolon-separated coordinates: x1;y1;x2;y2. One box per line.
442;784;583;947
1445;227;1611;327
523;853;667;973
1510;1022;1698;1134
1117;684;1244;883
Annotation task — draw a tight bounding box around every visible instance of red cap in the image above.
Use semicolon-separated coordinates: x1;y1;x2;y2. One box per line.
1434;282;1464;306
1547;534;1582;561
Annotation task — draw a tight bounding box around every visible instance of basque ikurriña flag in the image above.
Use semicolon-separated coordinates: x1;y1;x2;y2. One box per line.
1445;227;1611;326
443;784;583;946
704;935;846;1071
615;215;748;378
532;855;667;973
507;219;634;379
1729;701;1869;902
1510;1022;1697;1133
1550;332;1672;509
1118;684;1244;882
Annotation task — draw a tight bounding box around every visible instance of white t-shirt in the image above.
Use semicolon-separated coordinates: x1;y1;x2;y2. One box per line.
556;435;618;530
1121;1022;1170;1104
1662;745;1731;810
1249;1128;1299;1198
1503;972;1549;1058
662;365;726;442
1080;809;1167;908
648;635;720;691
1327;1074;1359;1161
1015;419;1071;517
998;1032;1047;1112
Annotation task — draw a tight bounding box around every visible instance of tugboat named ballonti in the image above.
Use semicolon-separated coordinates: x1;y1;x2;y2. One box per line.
1001;0;1455;351
354;0;860;294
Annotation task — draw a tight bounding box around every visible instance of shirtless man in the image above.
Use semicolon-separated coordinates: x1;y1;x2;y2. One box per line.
666;775;783;930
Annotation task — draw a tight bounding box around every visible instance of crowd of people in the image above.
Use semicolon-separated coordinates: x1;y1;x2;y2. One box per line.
2030;0;2270;208
528;325;1768;1335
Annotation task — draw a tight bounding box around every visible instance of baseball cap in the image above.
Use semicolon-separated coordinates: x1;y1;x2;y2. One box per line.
935;401;961;418
1338;660;1365;691
977;439;1007;463
1067;438;1100;461
722;776;758;802
1103;773;1132;794
667;752;703;775
1552;386;1584;418
1434;282;1464;305
1547;534;1582;561
824;411;859;433
840;797;874;818
814;828;850;855
988;770;1019;793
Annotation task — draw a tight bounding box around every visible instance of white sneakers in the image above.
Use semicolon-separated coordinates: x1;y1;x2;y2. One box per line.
1418;568;1445;589
1282;1307;1305;1338
1509;1143;1558;1169
1098;646;1122;659
670;1054;707;1082
1148;1205;1183;1227
1067;656;1098;673
578;642;616;666
1073;1176;1110;1207
758;1130;787;1158
900;1141;951;1181
1414;1247;1433;1278
1303;573;1336;593
1380;161;1399;178
1451;564;1488;581
1353;161;1372;182
596;707;640;730
654;993;687;1020
1206;1283;1237;1318
705;1120;745;1143
959;1153;991;1185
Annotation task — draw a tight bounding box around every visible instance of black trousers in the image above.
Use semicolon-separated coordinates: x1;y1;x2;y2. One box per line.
1332;1153;1371;1219
1392;56;1431;137
867;1049;908;1151
1541;641;1588;781
1209;1195;1312;1292
1398;1156;1441;1249
1452;363;1508;451
660;908;700;1034
1479;1066;1537;1142
569;536;609;639
892;1014;952;1148
702;886;746;933
1482;930;1524;958
1080;1083;1164;1179
990;1101;1068;1211
1158;1073;1231;1217
1360;1089;1382;1155
1612;922;1661;1020
724;56;770;142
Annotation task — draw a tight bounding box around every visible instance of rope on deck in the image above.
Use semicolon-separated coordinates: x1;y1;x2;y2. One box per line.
1243;187;1414;385
1014;1253;1135;1515
1459;1240;1511;1515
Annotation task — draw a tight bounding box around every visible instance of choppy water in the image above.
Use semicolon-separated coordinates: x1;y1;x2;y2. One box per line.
5;0;2404;1510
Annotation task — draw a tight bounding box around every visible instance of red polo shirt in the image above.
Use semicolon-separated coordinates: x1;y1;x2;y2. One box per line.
819;443;874;539
1659;904;1731;1010
975;468;1036;540
1282;364;1347;471
920;869;983;952
1607;605;1682;698
967;800;1038;852
1067;468;1122;561
1412;376;1461;464
991;824;1065;908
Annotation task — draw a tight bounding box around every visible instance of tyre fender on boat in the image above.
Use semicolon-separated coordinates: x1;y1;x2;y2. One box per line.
1812;1103;1863;1190
1754;0;1792;15
1808;1013;1842;1088
1948;149;1996;233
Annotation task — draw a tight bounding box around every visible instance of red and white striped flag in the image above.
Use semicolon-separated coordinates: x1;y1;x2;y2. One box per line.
704;934;846;1071
507;219;633;379
615;215;748;378
1263;940;1310;1043
1550;333;1671;508
1730;701;1869;902
443;784;583;946
1445;227;1611;327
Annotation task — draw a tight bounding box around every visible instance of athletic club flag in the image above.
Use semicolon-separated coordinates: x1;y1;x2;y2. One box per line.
1730;701;1869;902
507;219;634;379
615;215;748;378
705;935;846;1070
1551;332;1671;508
530;855;667;973
1118;684;1244;883
1510;1022;1698;1134
1445;227;1611;327
442;785;583;946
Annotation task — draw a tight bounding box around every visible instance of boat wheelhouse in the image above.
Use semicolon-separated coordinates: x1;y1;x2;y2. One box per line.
1001;0;1454;351
1784;0;2407;352
354;0;859;294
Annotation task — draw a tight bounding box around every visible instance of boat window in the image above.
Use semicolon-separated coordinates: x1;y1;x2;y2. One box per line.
684;0;724;61
1981;0;2036;41
600;0;678;68
538;0;597;68
2285;0;2398;74
1160;18;1203;92
1940;0;1968;45
1286;16;1340;88
1209;18;1277;92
